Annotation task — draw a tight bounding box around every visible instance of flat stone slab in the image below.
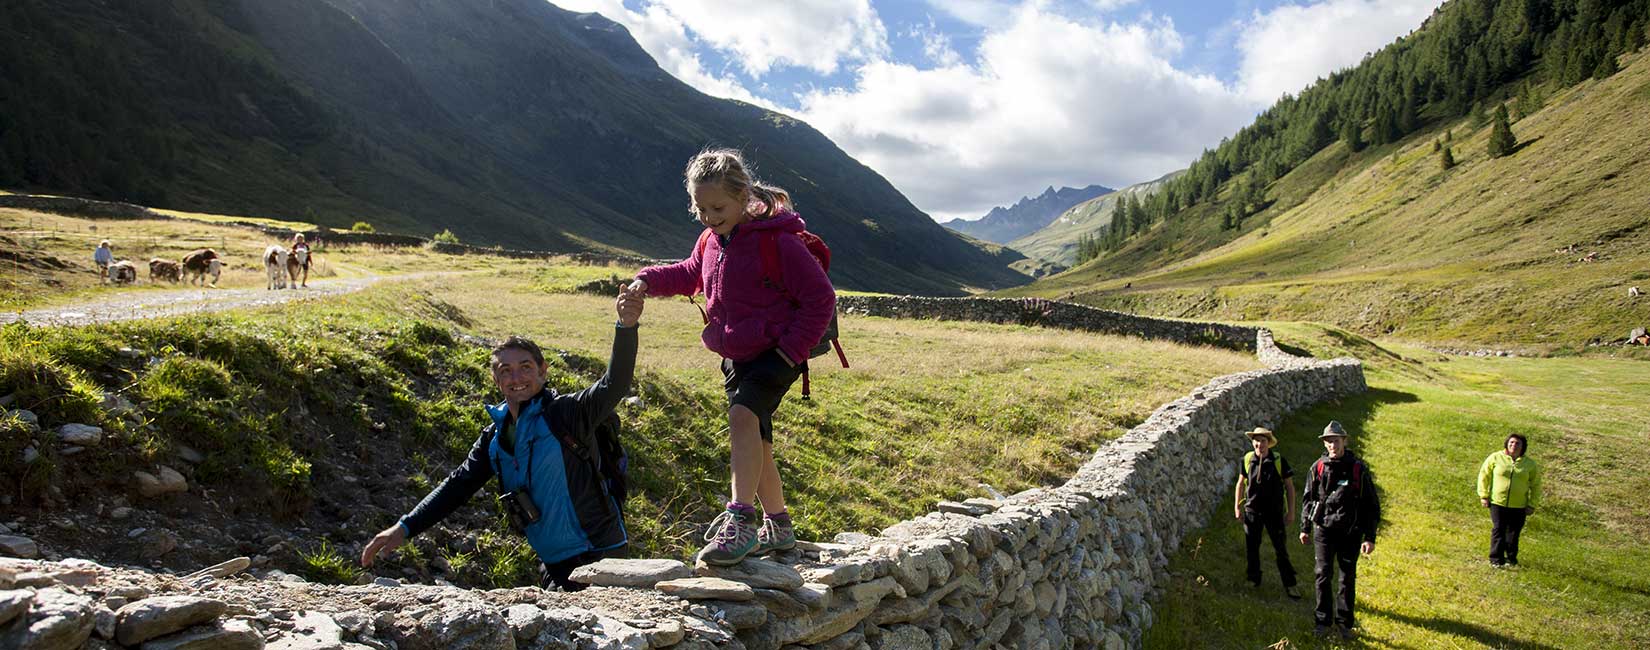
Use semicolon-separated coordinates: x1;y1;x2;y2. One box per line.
653;577;754;601
569;558;691;588
116;596;228;646
0;535;41;559
693;557;804;590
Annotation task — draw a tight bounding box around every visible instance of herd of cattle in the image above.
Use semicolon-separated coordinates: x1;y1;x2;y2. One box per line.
103;244;310;290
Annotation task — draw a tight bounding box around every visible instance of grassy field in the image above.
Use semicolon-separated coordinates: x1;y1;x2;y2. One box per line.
1006;49;1650;349
0;258;1258;586
1145;325;1650;649
0;208;592;311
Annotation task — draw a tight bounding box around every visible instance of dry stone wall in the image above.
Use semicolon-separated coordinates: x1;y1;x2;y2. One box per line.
0;305;1363;650
836;296;1259;352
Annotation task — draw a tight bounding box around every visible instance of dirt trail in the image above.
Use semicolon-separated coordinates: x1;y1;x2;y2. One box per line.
3;274;396;327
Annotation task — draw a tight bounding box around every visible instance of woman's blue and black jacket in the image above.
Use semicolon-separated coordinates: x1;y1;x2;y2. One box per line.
397;324;635;564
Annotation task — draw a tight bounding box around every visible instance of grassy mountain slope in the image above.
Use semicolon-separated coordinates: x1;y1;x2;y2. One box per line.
1006;48;1650;347
0;0;1027;295
1006;171;1181;270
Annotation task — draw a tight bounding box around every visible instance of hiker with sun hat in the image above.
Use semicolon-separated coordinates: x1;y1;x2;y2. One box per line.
1233;426;1302;600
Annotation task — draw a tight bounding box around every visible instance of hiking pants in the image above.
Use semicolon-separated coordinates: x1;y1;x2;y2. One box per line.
1489;504;1529;565
540;549;617;591
1243;510;1297;587
1312;528;1362;628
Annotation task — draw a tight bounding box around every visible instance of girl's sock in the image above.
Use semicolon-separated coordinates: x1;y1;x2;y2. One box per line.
726;500;757;518
765;511;791;525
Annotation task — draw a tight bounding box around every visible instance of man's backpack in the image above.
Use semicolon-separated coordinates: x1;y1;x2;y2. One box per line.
1311;457;1363;497
693;228;850;398
542;410;629;515
1242;451;1284;481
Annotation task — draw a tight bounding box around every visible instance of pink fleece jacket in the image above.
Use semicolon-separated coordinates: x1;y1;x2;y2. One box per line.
637;210;836;364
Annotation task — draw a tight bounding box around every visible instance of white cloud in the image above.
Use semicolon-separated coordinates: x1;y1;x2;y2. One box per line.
553;0;775;106
924;0;1019;27
798;7;1254;221
651;0;889;76
1235;0;1443;104
907;17;963;67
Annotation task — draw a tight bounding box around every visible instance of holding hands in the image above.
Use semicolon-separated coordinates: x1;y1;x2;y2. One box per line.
617;282;647;327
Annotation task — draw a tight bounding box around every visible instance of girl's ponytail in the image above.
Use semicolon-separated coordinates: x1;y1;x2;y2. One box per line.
748;182;792;219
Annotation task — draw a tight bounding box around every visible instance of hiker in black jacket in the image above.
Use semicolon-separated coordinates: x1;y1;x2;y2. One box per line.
1233;427;1300;600
360;288;645;590
1298;420;1381;640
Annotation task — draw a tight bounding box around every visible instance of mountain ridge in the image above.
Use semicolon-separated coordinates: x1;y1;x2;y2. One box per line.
943;184;1113;244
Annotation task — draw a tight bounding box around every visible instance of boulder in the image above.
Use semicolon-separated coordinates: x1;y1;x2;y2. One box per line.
2;588;95;650
134;467;189;498
569;558;691;588
115;596;228;646
655;577;755;601
57;423;104;446
0;535;41;559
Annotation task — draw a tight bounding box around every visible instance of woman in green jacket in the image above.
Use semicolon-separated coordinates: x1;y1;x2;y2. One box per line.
1477;433;1540;567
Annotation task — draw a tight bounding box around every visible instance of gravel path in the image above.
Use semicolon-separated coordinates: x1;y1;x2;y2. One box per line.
2;275;388;327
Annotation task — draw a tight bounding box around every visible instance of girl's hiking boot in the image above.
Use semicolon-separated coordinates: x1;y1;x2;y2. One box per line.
698;504;757;566
755;513;796;554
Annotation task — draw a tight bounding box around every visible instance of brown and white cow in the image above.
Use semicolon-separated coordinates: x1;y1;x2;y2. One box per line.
264;245;289;290
107;260;138;285
182;248;220;287
286;247;310;288
149;258;182;283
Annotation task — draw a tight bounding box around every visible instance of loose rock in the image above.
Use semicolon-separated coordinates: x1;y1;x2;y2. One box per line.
571;558;692;588
654;577;755;601
57;423;104;446
115;595;228;646
0;535;41;559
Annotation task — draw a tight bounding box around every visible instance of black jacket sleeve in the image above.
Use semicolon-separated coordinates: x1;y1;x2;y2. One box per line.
568;324;637;440
399;427;497;537
1300;460;1319;534
1360;464;1382;543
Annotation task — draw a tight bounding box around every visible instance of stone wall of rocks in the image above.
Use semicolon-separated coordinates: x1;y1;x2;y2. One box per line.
1;314;1363;650
836;296;1260;352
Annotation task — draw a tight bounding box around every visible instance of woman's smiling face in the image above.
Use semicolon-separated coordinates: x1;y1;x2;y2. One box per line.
692;184;748;236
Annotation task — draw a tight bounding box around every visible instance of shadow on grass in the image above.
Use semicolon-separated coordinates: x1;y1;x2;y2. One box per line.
1363;604;1561;650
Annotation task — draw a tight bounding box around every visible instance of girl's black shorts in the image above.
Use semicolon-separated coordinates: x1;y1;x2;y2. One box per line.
722;349;804;442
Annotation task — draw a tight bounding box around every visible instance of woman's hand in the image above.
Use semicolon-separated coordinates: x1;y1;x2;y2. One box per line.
1481;498;1490;508
361;524;407;567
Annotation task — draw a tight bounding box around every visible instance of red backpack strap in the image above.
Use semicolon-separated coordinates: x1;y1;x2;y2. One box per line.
688;229;714;323
758;231;786;294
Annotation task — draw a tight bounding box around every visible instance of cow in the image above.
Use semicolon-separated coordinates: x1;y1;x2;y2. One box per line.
264;245;289;290
148;258;182;283
286;247;310;288
182;249;220;287
107;260;137;285
1631;286;1642;298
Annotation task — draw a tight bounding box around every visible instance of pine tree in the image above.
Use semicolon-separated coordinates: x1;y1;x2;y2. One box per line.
1340;117;1366;152
1440;146;1456;170
1488;104;1517;158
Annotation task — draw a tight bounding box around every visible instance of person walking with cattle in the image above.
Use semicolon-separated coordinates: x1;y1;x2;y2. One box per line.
360;287;645;590
93;240;114;280
1477;433;1540;567
1233;427;1301;599
628;148;838;566
1298;420;1381;640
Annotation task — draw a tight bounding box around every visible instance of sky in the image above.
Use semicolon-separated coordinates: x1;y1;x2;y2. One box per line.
551;0;1443;223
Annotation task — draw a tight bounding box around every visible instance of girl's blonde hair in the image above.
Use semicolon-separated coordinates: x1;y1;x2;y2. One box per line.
685;148;792;219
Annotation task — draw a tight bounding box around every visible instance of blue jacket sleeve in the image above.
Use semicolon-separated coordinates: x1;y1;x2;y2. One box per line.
399;427;497;537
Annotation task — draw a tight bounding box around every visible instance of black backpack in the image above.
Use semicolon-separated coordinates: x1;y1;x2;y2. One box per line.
541;410;630;515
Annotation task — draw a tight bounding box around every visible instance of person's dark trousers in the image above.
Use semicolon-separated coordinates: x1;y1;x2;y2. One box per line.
1489;504;1529;565
1312;528;1361;628
1243;510;1297;587
540;548;619;591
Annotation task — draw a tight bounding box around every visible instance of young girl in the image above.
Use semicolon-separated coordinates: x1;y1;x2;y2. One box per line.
629;148;836;566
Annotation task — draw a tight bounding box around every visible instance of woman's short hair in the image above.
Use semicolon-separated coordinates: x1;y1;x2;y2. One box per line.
1505;433;1528;451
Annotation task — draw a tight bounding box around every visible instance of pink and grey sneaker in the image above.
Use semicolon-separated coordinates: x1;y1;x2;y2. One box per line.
755;512;796;554
698;502;758;566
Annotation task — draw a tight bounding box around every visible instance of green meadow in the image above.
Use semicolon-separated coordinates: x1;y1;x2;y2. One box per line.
1145;325;1650;649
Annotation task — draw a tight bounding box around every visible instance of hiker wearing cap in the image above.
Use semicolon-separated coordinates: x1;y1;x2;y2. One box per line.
94;240;114;280
1298;420;1381;640
1233;427;1301;599
1477;433;1540;567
